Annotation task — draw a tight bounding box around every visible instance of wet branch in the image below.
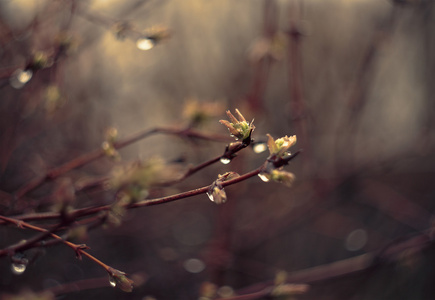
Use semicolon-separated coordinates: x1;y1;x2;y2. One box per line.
14;126;231;199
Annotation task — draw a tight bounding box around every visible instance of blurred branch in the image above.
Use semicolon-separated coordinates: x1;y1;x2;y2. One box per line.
14;126;231;199
286;0;311;169
223;230;433;300
359;179;432;231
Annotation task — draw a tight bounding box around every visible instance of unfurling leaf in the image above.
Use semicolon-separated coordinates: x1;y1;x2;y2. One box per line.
219;109;255;142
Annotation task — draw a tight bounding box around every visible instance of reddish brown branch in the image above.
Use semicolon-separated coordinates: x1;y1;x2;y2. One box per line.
14;126;230;199
0;215;111;271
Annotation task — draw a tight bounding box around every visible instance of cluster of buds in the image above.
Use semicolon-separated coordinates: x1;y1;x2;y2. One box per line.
110;157;182;202
45;85;65;115
219;109;255;164
101;127;121;161
219;109;255;144
258;134;297;187
207;172;240;204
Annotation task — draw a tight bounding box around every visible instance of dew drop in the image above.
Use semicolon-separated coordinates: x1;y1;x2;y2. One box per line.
258;173;270;182
10;69;33;89
136;38;155;51
109;275;116;287
183;258;205;273
345;229;368;251
253;143;267;153
206;192;214;202
220;157;231;165
11;263;27;275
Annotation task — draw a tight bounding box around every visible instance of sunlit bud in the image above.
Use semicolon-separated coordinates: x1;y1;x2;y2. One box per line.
270;169;295;187
207;172;239;204
9;68;33;89
101;141;120;161
266;134;297;158
32;51;52;69
45;85;65;114
105;127;118;144
219;109;255;142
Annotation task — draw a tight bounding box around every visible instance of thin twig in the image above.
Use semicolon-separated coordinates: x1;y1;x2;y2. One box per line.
0;215;111;272
220;230;433;300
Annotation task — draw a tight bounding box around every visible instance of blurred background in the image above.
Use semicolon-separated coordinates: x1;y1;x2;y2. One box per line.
1;0;435;299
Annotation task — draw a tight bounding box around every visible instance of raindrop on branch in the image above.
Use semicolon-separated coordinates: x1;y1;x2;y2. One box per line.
136;37;155;51
9;69;33;89
258;173;270;182
109;275;116;287
220;157;231;165
345;229;368;251
11;262;27;275
206;192;214;202
10;253;28;275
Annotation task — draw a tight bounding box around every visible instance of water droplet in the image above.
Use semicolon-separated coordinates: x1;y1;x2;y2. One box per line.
136;38;155;50
345;229;368;251
183;258;205;273
220;157;231;165
218;286;235;298
258;173;270;182
10;69;33;89
253;143;267;153
206;192;214;202
109;275;116;287
11;263;27;275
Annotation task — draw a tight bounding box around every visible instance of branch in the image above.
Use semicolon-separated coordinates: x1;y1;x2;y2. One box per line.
219;230;433;300
0;215;110;271
6;150;301;225
14;126;230;199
